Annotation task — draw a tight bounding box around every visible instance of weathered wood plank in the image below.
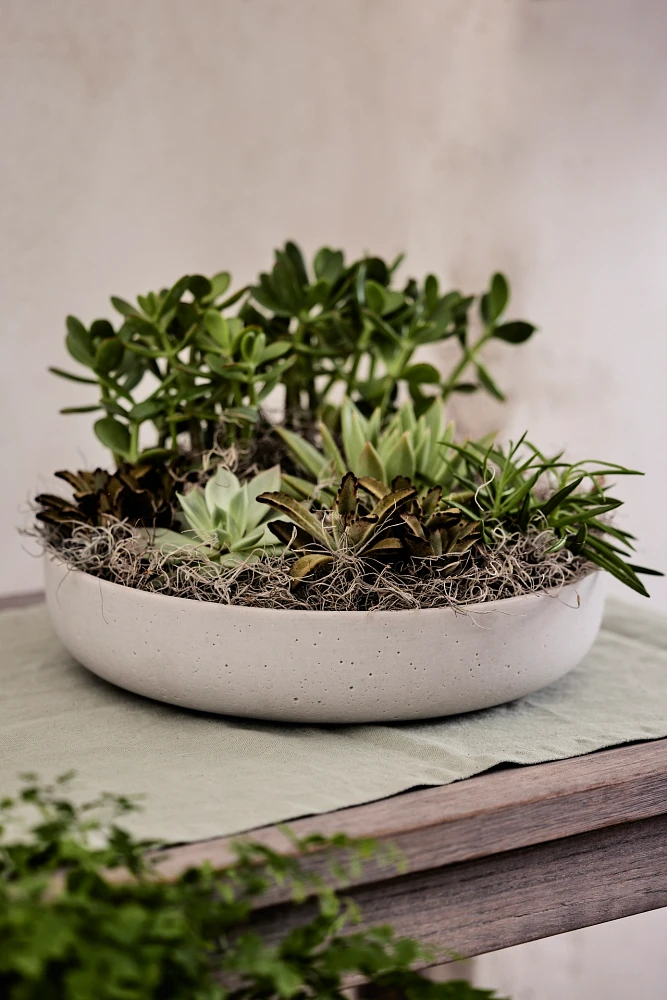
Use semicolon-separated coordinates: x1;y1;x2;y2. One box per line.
249;812;667;962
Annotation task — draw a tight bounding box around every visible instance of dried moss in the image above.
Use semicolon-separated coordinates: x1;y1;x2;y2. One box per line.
33;520;593;613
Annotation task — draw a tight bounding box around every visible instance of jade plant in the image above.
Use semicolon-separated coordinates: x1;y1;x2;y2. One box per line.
243;244;536;420
0;775;505;1000
50;244;536;465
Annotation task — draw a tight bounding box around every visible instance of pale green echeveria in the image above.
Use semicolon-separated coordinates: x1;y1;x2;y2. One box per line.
154;465;283;566
277;398;457;497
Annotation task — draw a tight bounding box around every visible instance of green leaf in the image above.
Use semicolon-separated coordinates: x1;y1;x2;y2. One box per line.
384;432;416;483
318;421;347;477
93;337;124;374
94;416;131;458
110;296;138;317
284;241;309;287
59;405;103;414
341;400;368;473
539;477;584;517
256;492;330;547
259;340;291;364
335;472;358;517
188;275;212;300
204;310;231;352
158;275;191;318
205;468;241;517
475;361;506;402
49;366;98;385
490;272;509;321
289;553;334;584
494;321;537;344
357;442;387;482
128;398;164;422
65;316;95;367
89;319;116;341
66;332;95;367
204;271;232;302
275;427;328;480
364;280;387;315
402;363;440;385
313;247;344;284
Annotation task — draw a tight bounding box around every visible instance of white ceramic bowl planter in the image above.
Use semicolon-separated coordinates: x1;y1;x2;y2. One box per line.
44;556;605;723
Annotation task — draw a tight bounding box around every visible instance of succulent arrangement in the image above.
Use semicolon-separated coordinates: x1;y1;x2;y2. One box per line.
36;240;660;604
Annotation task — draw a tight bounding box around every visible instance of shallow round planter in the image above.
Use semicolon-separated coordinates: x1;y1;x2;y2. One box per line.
44;557;605;723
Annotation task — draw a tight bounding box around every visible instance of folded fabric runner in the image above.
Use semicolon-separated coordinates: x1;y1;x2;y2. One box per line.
1;598;666;843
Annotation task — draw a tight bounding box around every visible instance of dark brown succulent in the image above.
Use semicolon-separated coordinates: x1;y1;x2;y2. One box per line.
258;472;480;586
35;461;185;535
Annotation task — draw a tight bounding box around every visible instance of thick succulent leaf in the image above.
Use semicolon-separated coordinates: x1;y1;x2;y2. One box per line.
364;536;404;557
358;476;390;500
440;558;461;578
54;470;89;492
227;483;249;539
205;468;241;517
244;465;281;530
371;486;417;523
268;520;312;549
414;427;431;474
229;524;267;552
404;534;435;557
400;513;426;539
341;399;368;473
397;402;418;433
345;515;380;549
423;398;444;442
275;426;328;480
367;407;383;443
289;553;335;585
429;529;443;556
335;472;358;518
427;509;465;532
357;442;387;483
391;475;413;492
421;485;442;518
384;431;416;483
177;488;214;541
376;425;400;465
144;527;214;560
257;491;330;547
280;473;320;501
318;421;347;477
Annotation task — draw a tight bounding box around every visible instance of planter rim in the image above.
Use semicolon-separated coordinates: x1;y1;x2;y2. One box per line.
46;555;599;619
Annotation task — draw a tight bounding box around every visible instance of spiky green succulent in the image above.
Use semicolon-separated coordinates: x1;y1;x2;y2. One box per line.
155;466;282;566
276;398;463;502
257;472;478;585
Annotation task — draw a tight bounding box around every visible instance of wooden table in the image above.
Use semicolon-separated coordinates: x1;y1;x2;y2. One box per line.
160;738;667;971
5;592;667;971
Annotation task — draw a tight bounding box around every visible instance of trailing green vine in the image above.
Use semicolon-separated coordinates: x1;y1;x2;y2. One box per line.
0;775;505;1000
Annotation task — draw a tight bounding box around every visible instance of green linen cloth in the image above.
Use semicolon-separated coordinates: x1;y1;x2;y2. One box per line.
1;599;666;843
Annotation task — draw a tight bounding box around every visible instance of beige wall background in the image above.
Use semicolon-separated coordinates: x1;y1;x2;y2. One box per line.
2;1;667;996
